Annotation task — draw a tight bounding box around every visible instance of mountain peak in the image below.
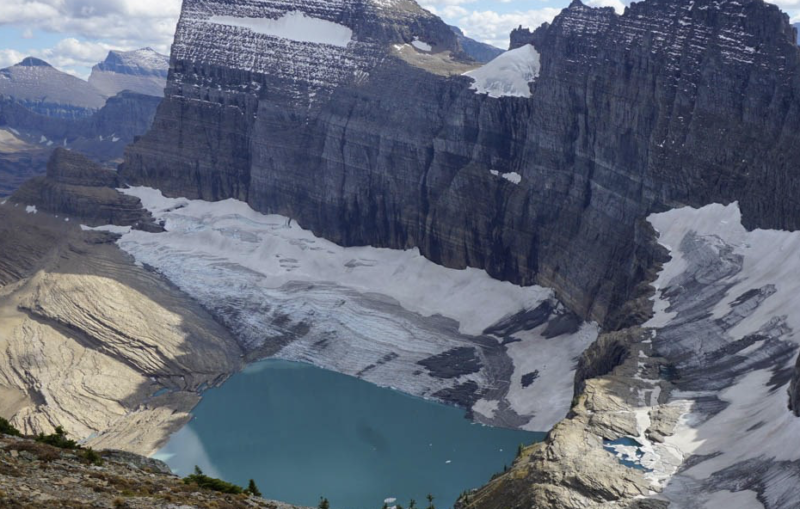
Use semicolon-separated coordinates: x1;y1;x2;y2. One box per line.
18;57;52;68
88;48;169;98
99;48;169;71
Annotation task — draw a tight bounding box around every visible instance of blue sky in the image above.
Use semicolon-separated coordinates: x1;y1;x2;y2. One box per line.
0;0;798;79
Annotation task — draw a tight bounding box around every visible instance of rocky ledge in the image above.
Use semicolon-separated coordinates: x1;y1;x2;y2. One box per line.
11;148;161;230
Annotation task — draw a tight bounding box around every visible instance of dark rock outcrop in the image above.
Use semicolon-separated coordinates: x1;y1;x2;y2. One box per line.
122;0;800;327
789;357;800;416
573;327;641;398
509;25;536;50
11;148;160;229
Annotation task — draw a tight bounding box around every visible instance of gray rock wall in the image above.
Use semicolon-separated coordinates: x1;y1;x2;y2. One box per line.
122;0;800;328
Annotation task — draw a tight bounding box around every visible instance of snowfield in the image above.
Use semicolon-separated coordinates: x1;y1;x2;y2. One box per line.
207;11;354;48
113;187;598;431
464;45;541;98
634;203;800;508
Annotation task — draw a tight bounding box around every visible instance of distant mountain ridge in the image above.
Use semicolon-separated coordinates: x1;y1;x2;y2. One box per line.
0;49;167;195
0;58;107;119
89;48;169;98
449;25;504;63
0;48;169;120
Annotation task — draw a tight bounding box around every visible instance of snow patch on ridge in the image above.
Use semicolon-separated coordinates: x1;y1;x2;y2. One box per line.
490;170;522;184
465;45;540;98
207;11;354;48
411;37;432;52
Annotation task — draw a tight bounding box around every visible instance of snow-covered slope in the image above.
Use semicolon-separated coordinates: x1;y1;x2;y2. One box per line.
111;187;599;432
0;58;106;118
88;48;169;98
592;202;800;507
464;44;540;98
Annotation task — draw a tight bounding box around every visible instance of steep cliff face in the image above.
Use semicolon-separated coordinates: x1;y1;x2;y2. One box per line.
123;0;800;326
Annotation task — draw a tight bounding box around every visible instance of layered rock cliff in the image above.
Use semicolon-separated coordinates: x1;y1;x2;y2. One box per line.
0;199;241;456
11;148;160;229
122;0;800;328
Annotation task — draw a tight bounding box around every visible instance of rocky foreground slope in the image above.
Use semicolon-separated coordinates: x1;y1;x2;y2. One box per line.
0;434;296;509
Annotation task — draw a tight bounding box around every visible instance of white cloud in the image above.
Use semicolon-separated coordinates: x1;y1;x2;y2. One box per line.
0;0;181;55
0;49;26;69
586;0;626;13
0;0;181;77
33;38;118;77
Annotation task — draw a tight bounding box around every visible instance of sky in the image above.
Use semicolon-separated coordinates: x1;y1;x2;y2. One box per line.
0;0;798;79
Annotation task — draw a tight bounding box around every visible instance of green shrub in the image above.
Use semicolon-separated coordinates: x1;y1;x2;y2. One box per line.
83;447;103;466
36;426;78;449
183;466;244;495
0;417;20;437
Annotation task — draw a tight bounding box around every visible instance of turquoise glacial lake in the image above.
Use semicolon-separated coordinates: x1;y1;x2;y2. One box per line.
155;360;544;509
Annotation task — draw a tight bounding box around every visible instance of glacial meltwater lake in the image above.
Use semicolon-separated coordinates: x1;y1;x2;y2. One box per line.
155;359;544;509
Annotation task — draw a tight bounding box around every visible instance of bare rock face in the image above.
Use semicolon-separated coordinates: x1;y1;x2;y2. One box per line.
122;0;800;326
0;204;242;455
458;329;657;509
10;148;160;229
789;353;800;416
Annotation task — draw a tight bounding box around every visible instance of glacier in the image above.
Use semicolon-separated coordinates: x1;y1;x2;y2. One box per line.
464;45;541;98
111;187;599;432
